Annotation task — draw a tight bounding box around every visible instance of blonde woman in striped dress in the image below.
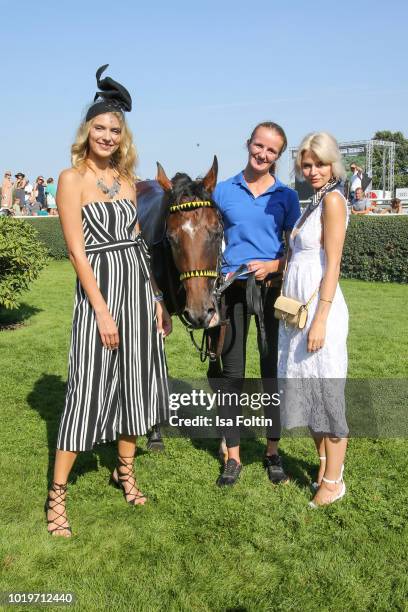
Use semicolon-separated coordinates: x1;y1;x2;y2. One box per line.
45;67;171;537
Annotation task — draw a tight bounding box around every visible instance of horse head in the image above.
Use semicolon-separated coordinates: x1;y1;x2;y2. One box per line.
156;157;223;329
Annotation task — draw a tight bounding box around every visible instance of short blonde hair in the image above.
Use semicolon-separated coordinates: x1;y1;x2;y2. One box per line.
71;111;137;183
295;132;346;181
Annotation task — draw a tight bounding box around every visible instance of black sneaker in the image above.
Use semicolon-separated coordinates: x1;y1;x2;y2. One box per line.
216;458;242;487
263;454;289;484
146;425;165;452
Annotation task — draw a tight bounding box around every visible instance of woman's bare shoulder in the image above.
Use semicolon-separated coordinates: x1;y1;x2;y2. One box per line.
323;191;346;213
58;167;84;187
57;168;86;209
323;190;345;204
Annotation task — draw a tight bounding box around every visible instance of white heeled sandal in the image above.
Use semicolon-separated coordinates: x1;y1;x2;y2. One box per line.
309;467;346;508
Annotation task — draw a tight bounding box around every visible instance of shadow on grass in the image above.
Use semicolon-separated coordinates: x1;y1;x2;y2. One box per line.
26;373;147;488
190;438;314;486
27;373;316;489
0;303;42;329
279;448;316;487
166;376;315;481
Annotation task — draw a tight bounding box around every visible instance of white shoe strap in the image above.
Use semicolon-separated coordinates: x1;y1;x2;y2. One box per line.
322;475;342;485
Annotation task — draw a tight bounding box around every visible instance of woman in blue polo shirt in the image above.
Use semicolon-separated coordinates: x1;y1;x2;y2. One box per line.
210;121;300;487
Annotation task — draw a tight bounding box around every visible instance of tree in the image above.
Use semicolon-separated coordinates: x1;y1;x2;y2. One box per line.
372;130;408;191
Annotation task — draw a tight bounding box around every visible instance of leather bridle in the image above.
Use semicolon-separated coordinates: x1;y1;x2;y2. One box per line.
168;200;220;284
166;198;245;361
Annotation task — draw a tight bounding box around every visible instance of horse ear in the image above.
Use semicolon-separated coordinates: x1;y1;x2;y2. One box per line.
202;156;218;194
156;162;172;192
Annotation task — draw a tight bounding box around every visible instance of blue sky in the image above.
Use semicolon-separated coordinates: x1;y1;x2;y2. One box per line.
1;0;407;184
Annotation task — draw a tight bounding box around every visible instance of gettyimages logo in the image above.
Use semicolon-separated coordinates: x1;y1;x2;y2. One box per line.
168;389;281;411
157;378;408;439
168;389;281;429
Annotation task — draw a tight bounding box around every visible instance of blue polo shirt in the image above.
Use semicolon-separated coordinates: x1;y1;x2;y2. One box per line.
213;172;301;275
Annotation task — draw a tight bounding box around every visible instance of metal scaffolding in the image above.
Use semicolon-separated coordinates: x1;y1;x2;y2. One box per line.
289;139;396;197
365;140;396;197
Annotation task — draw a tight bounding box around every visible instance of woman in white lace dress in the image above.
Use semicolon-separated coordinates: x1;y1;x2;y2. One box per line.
278;132;349;508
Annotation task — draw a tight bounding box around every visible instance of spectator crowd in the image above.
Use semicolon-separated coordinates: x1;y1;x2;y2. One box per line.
1;171;58;217
1;165;406;219
347;163;405;216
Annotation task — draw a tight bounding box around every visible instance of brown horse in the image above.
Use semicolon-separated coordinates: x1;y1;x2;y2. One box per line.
137;157;224;330
137;158;231;454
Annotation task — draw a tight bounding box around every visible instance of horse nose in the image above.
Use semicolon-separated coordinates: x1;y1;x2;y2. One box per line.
183;308;203;328
183;306;216;329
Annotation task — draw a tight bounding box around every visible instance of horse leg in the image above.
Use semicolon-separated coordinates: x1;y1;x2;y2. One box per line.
146;424;165;452
218;437;228;464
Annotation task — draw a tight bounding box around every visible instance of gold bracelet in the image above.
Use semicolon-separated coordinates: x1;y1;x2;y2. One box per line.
320;298;333;303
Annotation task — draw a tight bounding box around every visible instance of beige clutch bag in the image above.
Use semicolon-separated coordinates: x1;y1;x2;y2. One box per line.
273;295;310;329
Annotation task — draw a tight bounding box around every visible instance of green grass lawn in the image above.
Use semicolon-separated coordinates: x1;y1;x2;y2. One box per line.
0;261;407;611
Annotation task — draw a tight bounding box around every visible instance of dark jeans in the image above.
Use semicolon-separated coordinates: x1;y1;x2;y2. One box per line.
208;283;281;447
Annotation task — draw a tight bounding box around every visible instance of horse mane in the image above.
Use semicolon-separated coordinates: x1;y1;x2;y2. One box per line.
136;180;169;247
171;173;213;203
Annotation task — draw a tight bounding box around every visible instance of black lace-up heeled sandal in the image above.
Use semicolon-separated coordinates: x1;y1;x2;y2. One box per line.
45;482;72;537
110;455;147;506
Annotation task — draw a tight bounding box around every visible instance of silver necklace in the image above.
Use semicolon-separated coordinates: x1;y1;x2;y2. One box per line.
96;175;121;199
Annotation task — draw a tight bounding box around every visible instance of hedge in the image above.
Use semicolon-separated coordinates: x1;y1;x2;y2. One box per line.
342;216;408;283
18;215;408;284
23;217;67;259
0;218;49;309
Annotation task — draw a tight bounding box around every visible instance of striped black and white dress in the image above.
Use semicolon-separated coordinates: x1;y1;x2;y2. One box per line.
57;199;168;452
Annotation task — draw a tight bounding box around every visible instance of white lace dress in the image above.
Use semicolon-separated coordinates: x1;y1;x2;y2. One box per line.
277;190;349;436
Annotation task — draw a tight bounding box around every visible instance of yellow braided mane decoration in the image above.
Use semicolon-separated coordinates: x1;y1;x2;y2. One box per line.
179;270;218;281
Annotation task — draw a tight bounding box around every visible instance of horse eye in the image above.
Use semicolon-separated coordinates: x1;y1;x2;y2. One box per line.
206;225;222;240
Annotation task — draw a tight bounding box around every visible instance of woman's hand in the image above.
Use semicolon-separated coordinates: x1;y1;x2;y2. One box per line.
247;260;279;280
307;319;326;353
95;310;119;350
156;302;172;337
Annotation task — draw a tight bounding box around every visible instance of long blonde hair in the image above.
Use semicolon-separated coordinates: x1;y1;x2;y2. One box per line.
71;111;137;182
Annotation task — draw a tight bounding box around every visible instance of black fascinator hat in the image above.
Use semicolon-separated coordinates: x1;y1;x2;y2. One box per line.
85;64;132;122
